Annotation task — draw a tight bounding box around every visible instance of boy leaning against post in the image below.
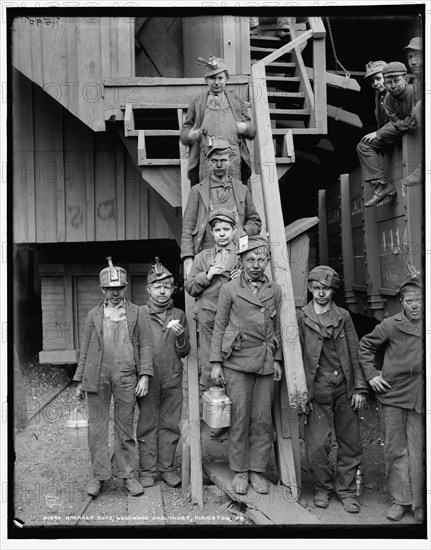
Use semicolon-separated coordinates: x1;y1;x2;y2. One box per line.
74;257;153;498
185;207;241;422
359;274;423;523
296;266;368;514
136;258;190;489
209;236;283;495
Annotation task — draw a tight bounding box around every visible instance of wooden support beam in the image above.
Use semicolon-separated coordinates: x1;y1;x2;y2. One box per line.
312;35;327;133
318;190;328;264
307;16;326;38
282;130;295;161
305;66;361;92
251;62;308;410
124;103;134;137
137;130;147;165
340;174;358;311
327;105;363;128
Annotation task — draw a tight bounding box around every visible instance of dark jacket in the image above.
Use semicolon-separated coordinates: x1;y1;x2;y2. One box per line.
180;176;261;259
296;302;368;400
375;90;389;128
74;300;153;393
209;273;282;375
359;312;423;412
377;84;416;137
180;91;255;183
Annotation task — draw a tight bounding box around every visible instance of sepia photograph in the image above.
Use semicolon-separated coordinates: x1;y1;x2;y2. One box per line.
2;1;429;547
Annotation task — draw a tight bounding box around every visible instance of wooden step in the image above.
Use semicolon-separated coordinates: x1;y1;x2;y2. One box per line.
266;76;300;83
125;129;180;138
121;102;189;110
269;108;311;119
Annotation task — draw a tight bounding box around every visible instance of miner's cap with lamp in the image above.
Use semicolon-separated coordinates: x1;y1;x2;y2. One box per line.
237;235;271;256
198;56;229;78
398;273;422;294
364;60;387;79
308;265;341;290
205;136;233;159
147;257;173;285
208;208;237;227
382;61;408;77
404;37;422;51
99;257;127;288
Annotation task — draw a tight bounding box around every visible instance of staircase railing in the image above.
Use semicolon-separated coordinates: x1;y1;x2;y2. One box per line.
250;17;327;409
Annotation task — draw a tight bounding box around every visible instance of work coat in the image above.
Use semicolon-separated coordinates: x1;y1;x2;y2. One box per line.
74;300;153;393
359;311;423;413
180;177;261;259
296;302;368;400
209;274;282;375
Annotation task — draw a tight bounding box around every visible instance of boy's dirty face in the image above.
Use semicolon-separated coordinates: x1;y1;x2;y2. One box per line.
208;150;233;178
400;288;422;323
147;280;174;304
308;282;334;307
102;285;127;306
205;71;228;94
210;220;235;247
370;73;386;93
384;74;408;97
406;51;423;75
242;248;269;280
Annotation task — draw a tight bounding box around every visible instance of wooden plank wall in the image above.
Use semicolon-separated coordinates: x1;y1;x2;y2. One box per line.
13;69;172;244
11;16;135;131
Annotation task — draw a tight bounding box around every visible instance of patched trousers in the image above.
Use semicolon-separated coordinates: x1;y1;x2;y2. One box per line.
224;368;274;473
137;361;182;477
305;369;362;498
382;404;423;510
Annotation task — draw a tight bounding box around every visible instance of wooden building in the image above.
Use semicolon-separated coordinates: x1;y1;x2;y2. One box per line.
11;8;424;510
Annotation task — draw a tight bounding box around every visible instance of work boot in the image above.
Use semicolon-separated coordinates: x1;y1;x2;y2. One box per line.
139;475;156;488
341;497;360;513
386;503;409;521
364;180;396;207
210;427;228;439
314;491;330;509
249;471;269;494
161;471;182;487
401;166;422;187
86;478;103;497
232;471;249;494
413;506;424;522
123;477;145;496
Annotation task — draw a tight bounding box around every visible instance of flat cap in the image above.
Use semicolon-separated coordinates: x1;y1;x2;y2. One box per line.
100;257;127;287
382;61;408;77
404;37;422;51
364;60;387;79
205;136;233;158
208;208;236;226
199;56;229;77
147;257;173;284
308;265;341;289
238;235;270;256
399;273;422;293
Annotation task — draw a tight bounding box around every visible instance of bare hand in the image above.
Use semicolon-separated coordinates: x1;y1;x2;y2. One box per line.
361;131;377;143
75;382;85;399
169;322;185;338
211;363;226;385
351;393;367;410
207;264;224;281
188;126;202;142
237;122;247;135
303;400;314;424
229;268;241;280
369;374;392;393
135;375;149;397
184;257;193;281
273;361;282;381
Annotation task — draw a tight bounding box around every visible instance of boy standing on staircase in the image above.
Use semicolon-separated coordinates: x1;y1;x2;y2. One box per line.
357;61;416;207
136;259;190;488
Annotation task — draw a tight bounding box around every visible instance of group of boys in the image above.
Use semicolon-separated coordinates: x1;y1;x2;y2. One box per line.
358;36;422;206
73;45;423;523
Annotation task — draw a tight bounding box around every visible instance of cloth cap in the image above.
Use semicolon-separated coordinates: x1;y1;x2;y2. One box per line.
399;273;422;294
404;37;422;51
205;136;233;158
364;60;387;79
382;61;408;77
147;257;173;284
200;56;229;77
208;208;236;226
99;257;127;287
238;236;270;256
308;265;341;289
